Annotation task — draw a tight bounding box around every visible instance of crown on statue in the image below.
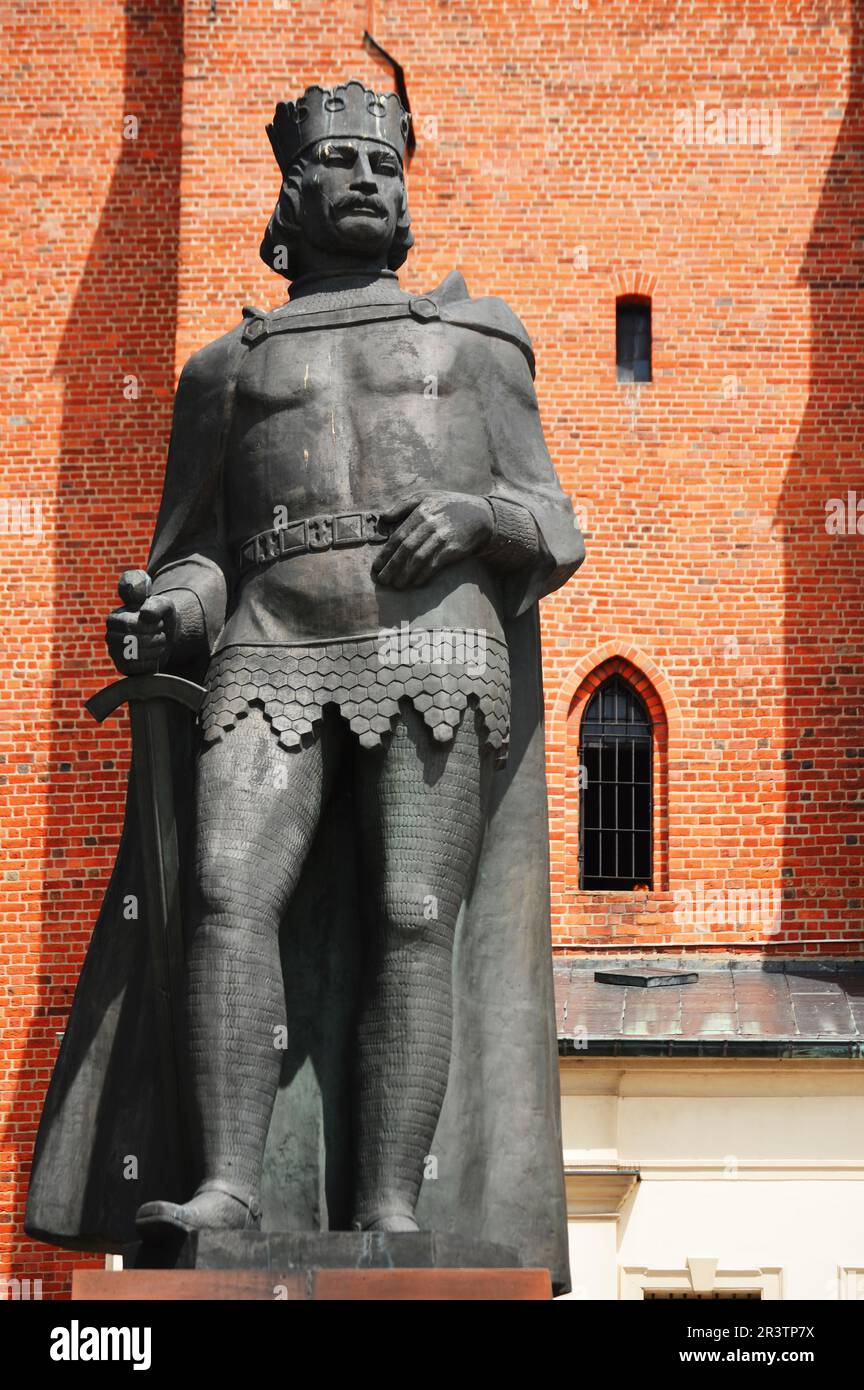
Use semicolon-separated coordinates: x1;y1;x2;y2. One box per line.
266;80;411;176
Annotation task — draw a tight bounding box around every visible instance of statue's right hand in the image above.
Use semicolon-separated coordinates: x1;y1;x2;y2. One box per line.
106;594;176;675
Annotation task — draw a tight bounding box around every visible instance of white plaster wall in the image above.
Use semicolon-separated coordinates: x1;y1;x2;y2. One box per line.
558;1060;864;1301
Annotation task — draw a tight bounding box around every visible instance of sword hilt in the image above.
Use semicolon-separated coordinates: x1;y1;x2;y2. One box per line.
88;569;206;722
88;570;206;722
86;672;207;723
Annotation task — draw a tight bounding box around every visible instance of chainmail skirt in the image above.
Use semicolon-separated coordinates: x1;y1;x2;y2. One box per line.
199;632;511;764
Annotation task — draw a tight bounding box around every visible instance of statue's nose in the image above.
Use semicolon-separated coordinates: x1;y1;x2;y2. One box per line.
350;152;378;191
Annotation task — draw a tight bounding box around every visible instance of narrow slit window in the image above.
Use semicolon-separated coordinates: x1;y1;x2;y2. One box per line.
616;295;652;382
580;676;653;891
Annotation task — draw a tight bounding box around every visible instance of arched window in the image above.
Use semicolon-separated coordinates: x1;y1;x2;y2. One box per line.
580;675;652;890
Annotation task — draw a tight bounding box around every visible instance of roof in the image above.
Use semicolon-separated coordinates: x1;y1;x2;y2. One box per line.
555;958;864;1058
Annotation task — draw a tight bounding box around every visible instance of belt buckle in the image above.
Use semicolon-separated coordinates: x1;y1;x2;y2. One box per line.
306;515;333;551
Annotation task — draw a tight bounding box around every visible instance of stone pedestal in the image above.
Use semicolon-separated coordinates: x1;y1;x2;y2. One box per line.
123;1229;517;1270
73;1267;550;1300
72;1231;551;1300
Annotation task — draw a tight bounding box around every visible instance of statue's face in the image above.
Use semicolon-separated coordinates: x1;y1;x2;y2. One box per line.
298;137;403;259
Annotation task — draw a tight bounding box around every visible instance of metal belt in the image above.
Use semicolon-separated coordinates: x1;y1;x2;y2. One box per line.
239;510;390;575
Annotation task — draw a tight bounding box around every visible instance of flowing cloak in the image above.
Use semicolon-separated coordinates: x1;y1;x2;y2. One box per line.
25;272;584;1294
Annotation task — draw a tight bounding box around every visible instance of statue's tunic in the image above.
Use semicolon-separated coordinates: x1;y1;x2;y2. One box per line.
147;271;575;760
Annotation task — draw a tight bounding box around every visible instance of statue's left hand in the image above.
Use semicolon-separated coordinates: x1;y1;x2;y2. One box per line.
372;492;494;589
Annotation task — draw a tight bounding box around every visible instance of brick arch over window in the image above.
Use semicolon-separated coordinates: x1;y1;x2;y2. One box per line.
610;270;659;300
549;649;679;899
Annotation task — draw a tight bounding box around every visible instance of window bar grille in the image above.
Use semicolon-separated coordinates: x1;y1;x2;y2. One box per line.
579;676;653;891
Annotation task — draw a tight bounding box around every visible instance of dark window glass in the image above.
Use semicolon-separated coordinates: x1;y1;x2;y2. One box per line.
616;296;652;382
580;675;653;891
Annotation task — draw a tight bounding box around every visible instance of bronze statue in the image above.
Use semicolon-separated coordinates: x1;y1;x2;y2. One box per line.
26;81;583;1291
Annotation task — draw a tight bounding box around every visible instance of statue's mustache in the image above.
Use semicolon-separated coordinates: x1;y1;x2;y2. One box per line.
332;194;388;219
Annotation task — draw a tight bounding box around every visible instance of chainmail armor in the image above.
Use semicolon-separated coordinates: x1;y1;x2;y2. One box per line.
200;633;511;763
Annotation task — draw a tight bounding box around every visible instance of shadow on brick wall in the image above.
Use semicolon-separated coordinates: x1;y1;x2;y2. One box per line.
776;0;863;951
3;1;184;1295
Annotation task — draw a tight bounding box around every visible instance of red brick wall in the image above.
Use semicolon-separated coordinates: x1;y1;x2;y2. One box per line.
540;5;862;954
2;0;861;1292
1;0;184;1299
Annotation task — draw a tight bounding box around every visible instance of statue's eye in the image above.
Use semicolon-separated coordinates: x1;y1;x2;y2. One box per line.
319;144;355;166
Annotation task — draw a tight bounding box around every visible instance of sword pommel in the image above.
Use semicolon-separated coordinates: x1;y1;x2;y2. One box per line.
118;569;152;610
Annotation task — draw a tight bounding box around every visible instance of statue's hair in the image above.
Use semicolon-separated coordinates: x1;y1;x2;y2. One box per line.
259;148;414;281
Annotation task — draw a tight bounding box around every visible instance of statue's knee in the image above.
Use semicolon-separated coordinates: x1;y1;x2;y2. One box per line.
195;853;287;934
373;880;454;943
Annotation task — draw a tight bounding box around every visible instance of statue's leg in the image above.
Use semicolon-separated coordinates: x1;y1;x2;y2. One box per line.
136;707;343;1238
351;703;494;1232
